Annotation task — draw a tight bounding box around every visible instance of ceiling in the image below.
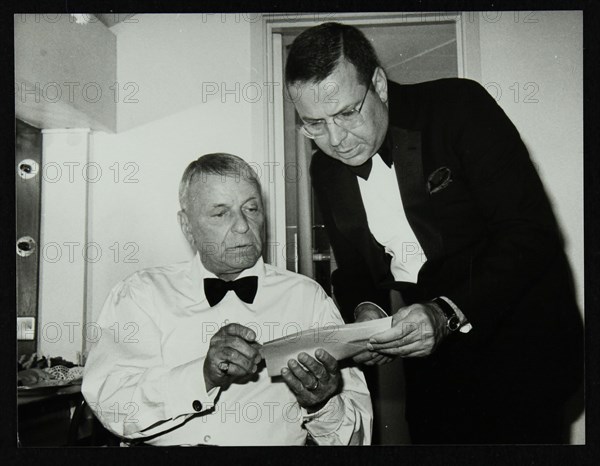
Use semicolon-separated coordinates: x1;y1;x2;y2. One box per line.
362;23;458;83
93;15;457;79
94;13;136;29
284;21;459;84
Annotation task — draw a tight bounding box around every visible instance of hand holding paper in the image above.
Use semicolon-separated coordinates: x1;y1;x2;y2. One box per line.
261;316;393;376
352;302;396;366
280;349;341;412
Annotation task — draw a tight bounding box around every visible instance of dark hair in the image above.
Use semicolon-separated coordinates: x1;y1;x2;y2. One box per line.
285;22;381;87
179;153;261;211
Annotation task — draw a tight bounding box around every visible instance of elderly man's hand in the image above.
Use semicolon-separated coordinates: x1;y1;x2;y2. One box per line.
367;302;448;357
281;349;341;413
204;323;263;391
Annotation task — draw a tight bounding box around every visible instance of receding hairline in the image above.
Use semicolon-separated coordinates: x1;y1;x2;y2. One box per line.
179;153;261;211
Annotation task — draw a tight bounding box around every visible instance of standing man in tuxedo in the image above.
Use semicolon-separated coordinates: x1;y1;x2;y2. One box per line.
285;22;583;444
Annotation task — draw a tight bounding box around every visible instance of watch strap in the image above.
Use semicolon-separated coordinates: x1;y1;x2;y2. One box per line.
432;297;461;331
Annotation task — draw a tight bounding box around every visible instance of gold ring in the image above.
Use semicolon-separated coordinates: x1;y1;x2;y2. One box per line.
306;379;319;391
218;361;230;373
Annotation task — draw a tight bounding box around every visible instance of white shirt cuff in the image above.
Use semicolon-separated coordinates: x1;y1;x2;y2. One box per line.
166;357;220;417
353;301;389;321
301;395;345;431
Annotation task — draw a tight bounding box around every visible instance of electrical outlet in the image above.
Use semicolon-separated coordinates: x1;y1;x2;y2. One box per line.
17;317;35;341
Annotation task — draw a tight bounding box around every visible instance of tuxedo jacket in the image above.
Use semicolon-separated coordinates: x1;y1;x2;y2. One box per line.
310;79;583;411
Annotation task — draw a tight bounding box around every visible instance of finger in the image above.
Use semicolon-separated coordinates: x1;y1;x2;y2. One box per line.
297;352;327;379
362;352;382;366
220;323;257;342
287;359;314;387
250;341;264;364
314;349;338;374
372;354;394;365
213;359;251;377
369;333;421;350
376;340;432;357
250;341;263;351
361;351;391;366
353;350;375;364
368;327;407;345
369;323;423;347
370;325;433;351
206;355;249;380
281;367;307;396
365;355;383;366
218;347;257;373
367;354;386;364
219;336;261;362
369;305;424;342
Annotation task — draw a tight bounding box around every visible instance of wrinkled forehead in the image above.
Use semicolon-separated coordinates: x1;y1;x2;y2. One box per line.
187;173;262;206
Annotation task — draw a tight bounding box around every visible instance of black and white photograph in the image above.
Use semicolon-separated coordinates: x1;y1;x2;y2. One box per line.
12;7;592;454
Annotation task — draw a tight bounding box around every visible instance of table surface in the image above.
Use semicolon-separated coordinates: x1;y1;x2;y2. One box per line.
18;383;81;406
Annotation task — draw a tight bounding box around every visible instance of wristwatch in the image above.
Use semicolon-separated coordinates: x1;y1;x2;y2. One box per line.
432;297;461;332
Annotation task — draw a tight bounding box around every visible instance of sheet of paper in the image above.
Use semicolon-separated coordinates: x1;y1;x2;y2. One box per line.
261;317;392;377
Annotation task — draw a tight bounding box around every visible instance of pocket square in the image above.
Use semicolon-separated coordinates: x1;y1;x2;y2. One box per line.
427;167;452;194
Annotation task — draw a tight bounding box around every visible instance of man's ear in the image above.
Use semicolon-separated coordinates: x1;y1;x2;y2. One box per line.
373;67;388;105
178;210;195;249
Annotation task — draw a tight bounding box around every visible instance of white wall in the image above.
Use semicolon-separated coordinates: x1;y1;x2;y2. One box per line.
114;14;256;132
475;10;584;444
86;15;261;335
14;14;116;132
38;129;90;362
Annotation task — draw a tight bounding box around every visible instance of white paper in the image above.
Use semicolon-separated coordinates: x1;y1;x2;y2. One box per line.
261;317;392;377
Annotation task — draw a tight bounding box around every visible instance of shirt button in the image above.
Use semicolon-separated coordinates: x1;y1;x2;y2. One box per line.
192;400;203;412
203;435;211;443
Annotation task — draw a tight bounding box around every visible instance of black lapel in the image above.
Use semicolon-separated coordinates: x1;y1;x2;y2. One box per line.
321;158;392;285
391;127;444;262
324;163;363;233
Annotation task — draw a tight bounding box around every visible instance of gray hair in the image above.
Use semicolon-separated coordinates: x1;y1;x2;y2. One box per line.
179;153;261;211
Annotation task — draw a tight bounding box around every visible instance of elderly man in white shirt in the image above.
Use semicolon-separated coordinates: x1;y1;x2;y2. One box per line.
81;152;372;446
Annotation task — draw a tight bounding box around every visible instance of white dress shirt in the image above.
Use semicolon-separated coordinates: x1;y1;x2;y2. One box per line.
358;154;426;284
82;254;372;446
357;155;471;332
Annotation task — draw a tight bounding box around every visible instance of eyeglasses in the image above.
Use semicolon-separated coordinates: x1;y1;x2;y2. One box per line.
299;74;374;139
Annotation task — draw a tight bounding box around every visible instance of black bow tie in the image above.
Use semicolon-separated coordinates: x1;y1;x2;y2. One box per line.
204;276;258;307
348;131;394;180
